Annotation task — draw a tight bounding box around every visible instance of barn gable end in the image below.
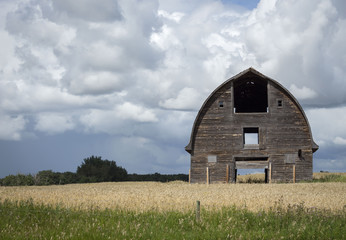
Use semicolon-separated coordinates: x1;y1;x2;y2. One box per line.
186;68;318;183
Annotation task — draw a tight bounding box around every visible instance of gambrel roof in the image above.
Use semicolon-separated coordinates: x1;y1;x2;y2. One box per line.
185;67;319;154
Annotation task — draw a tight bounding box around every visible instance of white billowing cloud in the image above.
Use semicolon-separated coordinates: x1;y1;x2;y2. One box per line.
6;3;76;52
0;114;26;140
80;103;157;134
1;81;84;113
289;84;317;100
306;106;346;146
0;30;21;75
150;24;182;50
116;102;158;123
159;87;203;110
240;0;346;106
68;71;124;95
333;137;346;145
2;0;346;123
158;10;185;23
35;113;75;134
80;109;119;134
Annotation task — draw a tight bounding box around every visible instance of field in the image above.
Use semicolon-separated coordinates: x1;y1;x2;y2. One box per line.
1;173;346;239
1;181;346;212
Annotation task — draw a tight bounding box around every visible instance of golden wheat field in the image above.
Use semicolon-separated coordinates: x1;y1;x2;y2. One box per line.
1;178;345;213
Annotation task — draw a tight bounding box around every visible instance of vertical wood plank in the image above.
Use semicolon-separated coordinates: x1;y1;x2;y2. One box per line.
293;165;296;183
206;167;209;185
196;201;201;222
189;169;191;184
226;164;229;183
269;162;272;184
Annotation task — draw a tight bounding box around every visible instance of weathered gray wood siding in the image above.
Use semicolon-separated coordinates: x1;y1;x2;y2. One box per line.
189;71;314;183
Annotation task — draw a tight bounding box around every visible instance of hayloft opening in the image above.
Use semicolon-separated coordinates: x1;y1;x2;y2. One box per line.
234;79;268;113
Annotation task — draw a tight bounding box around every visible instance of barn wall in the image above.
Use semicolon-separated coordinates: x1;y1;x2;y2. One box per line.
190;73;314;183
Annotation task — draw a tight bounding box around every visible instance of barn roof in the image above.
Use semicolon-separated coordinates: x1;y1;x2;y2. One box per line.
185;67;319;154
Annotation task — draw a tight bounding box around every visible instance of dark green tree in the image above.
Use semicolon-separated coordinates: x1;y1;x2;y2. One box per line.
0;174;34;186
76;156;128;183
35;170;60;185
59;171;79;184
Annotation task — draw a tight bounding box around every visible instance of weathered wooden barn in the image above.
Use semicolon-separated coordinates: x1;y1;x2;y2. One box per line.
185;68;319;183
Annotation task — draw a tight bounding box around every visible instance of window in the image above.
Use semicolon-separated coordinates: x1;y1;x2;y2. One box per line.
208;155;217;163
218;101;224;108
243;127;259;145
277;99;283;108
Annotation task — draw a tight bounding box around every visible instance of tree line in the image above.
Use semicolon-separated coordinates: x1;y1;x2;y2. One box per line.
0;156;188;186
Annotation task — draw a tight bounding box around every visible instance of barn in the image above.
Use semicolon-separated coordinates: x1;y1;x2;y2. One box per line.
185;68;319;183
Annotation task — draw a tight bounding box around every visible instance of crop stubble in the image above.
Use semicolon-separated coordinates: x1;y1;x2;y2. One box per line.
1;181;345;212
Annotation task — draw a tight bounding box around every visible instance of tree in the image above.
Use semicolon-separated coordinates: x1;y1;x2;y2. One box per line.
1;174;34;186
76;156;128;182
59;172;79;184
35;170;60;185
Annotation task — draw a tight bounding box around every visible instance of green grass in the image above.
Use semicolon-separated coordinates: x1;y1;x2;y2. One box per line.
0;199;345;239
313;174;346;183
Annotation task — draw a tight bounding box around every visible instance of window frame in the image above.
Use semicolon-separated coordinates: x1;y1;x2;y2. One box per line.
243;127;260;149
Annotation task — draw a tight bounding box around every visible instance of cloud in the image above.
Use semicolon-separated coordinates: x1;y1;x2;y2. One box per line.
158;10;185;23
52;0;122;22
289;84;317;100
35;113;75;134
68;71;124;95
333;137;346;145
306;106;346;145
159;87;203;110
6;3;76;51
116;102;158;122
0;114;26;140
80;103;158;134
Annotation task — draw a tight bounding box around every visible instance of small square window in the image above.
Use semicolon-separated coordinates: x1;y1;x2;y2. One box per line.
277;99;283;108
218;101;224;108
208;155;217;163
243;127;259;145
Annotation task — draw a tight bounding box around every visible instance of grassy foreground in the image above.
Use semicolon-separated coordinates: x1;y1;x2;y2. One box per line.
0;199;345;240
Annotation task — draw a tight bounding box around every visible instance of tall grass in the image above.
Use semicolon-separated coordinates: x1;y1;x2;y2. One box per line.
313;173;346;182
0;199;345;239
236;172;346;183
1;181;345;213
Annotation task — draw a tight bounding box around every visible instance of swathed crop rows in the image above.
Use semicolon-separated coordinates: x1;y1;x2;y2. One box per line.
1;181;345;212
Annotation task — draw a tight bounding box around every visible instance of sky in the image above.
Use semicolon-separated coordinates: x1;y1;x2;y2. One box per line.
0;0;346;178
